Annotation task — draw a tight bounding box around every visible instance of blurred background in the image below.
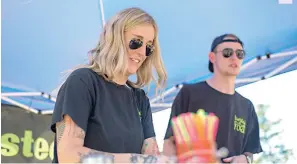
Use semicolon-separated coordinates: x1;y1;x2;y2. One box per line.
1;0;297;163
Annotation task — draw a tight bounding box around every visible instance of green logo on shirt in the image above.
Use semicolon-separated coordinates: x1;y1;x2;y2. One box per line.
234;115;246;134
138;110;142;121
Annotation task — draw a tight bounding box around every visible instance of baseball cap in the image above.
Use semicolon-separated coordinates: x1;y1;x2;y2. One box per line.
208;34;244;72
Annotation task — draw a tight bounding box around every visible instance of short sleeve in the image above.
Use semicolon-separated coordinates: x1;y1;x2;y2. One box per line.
140;90;156;139
164;85;190;140
244;102;263;154
51;69;95;133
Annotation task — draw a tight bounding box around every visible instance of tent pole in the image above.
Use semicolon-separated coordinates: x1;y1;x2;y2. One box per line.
150;84;183;103
41;110;54;115
152;107;172;113
241;50;297;71
270;50;297;58
99;0;106;28
2;92;42;97
1;96;39;114
151;103;172;108
236;56;297;84
241;58;257;71
2;92;56;102
264;56;297;79
236;77;262;84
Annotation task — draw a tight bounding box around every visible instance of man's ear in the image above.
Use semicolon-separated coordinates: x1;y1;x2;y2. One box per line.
209;52;215;64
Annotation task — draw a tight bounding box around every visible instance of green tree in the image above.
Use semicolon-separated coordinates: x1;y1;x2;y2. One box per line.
254;104;294;163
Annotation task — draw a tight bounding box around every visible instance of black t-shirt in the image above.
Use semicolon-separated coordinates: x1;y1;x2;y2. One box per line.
164;81;263;158
50;68;156;163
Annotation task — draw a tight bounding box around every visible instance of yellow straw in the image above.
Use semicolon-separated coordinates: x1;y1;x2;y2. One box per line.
176;115;190;143
197;109;206;124
193;114;206;140
171;117;183;144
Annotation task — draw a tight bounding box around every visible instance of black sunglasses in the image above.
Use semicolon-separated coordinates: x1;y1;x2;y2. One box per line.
129;38;154;56
215;48;245;60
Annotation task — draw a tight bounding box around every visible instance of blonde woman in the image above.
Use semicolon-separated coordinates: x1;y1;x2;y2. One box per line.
50;7;177;163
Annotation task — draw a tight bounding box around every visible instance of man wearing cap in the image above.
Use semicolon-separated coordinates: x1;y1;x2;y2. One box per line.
162;34;263;163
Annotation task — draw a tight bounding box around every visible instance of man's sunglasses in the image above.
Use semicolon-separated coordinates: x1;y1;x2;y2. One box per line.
129;38;154;56
215;48;245;60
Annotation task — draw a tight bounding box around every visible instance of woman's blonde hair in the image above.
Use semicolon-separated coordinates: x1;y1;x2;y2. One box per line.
66;7;167;95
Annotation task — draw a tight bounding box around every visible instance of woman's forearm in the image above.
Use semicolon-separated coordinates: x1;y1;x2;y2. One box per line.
59;146;176;163
56;116;176;163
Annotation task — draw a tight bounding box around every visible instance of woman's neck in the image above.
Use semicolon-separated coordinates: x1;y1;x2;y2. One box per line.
112;74;128;85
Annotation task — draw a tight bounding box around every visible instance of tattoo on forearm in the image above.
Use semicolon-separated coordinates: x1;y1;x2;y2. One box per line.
79;150;115;163
130;154;158;163
67;118;86;139
56;120;66;144
73;127;85;139
142;138;160;155
167;156;177;163
141;142;149;154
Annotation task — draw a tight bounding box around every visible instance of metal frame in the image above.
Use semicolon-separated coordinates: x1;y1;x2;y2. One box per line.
236;50;297;84
98;0;106;27
151;103;172;108
1;96;40;114
1;92;57;102
150;84;183;103
40;110;55;115
1;92;56;115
